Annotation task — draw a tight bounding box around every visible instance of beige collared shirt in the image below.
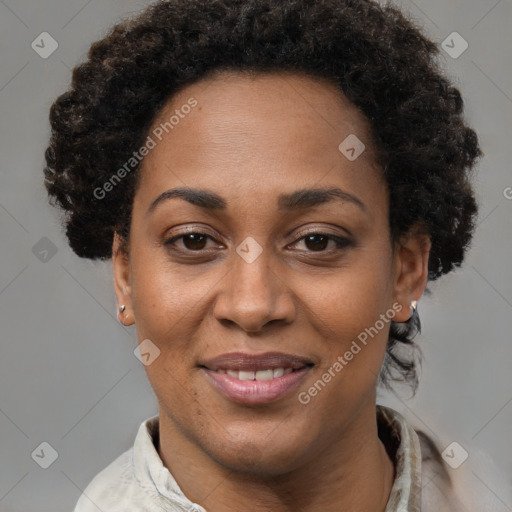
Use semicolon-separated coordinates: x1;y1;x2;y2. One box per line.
73;406;510;511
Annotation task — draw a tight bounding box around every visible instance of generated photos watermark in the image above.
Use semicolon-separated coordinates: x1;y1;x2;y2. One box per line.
298;302;403;405
93;97;198;200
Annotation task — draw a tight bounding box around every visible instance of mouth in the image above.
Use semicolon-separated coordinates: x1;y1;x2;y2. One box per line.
210;367;297;380
199;351;314;405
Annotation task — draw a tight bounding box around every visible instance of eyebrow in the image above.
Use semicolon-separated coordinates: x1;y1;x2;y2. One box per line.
146;186;367;216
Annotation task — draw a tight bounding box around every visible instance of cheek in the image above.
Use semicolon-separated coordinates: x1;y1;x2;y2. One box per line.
304;250;393;343
130;248;213;339
303;248;394;395
128;249;225;401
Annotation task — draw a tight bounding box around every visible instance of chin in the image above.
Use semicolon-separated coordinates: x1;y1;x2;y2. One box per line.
201;427;311;477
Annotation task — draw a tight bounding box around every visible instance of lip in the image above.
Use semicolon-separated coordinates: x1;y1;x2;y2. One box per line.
199;351;314;405
202;366;312;405
199;351;314;372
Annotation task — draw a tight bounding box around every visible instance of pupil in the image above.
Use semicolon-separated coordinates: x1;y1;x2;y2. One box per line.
184;233;206;250
305;234;327;251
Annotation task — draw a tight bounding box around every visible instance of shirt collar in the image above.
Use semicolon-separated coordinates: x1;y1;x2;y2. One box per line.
132;406;422;512
132;414;207;511
379;405;422;512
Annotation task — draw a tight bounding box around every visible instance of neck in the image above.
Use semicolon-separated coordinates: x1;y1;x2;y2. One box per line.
157;402;395;512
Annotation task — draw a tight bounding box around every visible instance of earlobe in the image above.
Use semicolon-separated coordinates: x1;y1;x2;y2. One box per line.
112;232;135;326
118;303;135;326
392;230;431;323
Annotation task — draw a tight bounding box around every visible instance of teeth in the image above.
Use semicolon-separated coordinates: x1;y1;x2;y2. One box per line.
255;369;274;381
273;367;284;378
217;367;296;380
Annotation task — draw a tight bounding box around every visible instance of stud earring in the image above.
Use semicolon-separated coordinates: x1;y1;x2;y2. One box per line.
406;300;418;322
119;305;126;313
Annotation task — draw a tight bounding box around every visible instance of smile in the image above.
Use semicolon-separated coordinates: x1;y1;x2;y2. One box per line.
199;351;315;405
202;366;312;405
213;367;295;380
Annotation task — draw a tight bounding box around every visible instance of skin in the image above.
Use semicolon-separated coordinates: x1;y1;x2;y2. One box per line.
113;70;430;512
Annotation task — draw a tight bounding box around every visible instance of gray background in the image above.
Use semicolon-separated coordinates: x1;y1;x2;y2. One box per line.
0;0;511;510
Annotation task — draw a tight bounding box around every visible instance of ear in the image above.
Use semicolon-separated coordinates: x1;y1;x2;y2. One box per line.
391;226;431;323
113;232;135;326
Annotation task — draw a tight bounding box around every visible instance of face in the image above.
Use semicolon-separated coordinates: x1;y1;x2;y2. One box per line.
113;71;429;475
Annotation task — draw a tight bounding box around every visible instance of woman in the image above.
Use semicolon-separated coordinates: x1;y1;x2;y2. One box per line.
43;0;498;510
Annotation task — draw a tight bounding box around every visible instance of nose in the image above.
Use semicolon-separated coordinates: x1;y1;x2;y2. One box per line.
213;248;296;333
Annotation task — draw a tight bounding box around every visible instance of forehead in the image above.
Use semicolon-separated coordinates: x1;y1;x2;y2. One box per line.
134;70;385;214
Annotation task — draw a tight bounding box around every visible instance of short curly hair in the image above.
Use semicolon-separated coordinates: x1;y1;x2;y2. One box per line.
44;0;482;391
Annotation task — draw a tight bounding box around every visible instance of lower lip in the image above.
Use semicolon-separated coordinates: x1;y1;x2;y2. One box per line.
202;367;311;405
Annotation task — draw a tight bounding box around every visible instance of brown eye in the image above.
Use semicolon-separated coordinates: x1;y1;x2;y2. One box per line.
165;232;214;252
293;232;351;252
182;233;208;250
304;234;329;251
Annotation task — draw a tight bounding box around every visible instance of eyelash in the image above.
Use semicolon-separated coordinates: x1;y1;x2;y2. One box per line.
163;230;352;254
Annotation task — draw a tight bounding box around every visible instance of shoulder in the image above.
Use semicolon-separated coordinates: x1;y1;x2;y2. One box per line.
72;415;163;512
72;448;138;512
416;430;464;511
416;430;512;512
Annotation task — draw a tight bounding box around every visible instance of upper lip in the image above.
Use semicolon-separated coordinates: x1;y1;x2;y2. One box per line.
200;351;315;372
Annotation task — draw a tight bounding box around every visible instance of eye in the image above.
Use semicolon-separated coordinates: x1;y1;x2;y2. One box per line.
164;230;351;255
291;232;351;252
164;232;219;252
